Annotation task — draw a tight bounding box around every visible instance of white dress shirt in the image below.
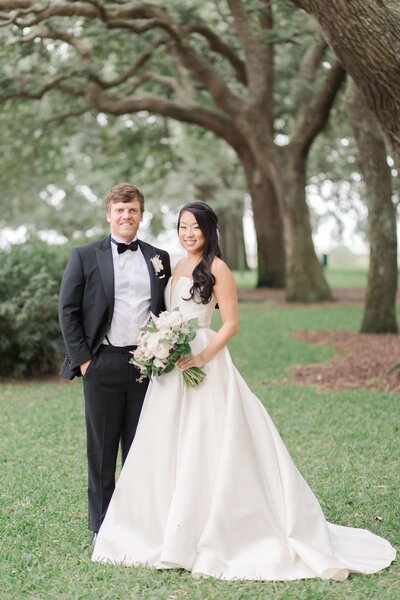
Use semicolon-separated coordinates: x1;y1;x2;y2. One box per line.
105;236;151;346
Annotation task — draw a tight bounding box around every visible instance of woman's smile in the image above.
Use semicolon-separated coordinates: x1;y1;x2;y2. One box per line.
178;211;205;254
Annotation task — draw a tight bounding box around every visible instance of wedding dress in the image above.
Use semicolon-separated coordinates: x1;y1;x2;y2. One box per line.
92;276;395;580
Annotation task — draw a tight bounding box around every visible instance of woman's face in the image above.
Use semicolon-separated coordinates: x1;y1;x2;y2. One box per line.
178;211;206;256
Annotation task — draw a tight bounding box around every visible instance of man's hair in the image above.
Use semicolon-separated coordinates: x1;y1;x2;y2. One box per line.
104;183;144;213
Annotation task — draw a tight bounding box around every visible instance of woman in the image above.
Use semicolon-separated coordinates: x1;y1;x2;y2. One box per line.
92;202;395;580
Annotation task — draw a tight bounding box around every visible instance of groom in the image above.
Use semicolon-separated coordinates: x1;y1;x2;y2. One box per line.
58;182;170;541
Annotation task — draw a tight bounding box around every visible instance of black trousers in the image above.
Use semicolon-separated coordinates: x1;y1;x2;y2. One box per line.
83;345;149;532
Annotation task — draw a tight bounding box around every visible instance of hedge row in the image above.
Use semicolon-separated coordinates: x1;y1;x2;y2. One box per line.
0;238;72;378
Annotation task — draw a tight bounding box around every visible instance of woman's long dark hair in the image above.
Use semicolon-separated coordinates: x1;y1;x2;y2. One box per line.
177;202;222;304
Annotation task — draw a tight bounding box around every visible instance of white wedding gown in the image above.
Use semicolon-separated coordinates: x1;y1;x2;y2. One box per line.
92;277;395;580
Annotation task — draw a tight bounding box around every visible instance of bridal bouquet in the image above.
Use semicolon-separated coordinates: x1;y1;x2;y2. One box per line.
130;308;206;388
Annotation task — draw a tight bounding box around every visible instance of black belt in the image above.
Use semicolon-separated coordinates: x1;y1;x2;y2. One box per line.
100;345;137;354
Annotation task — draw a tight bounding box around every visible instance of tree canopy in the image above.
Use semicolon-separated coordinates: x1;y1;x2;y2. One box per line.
0;0;397;309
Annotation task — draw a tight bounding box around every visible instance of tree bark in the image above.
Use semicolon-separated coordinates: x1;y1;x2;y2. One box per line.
216;201;249;271
347;80;398;333
239;150;286;287
283;149;332;302
252;175;286;288
291;0;400;164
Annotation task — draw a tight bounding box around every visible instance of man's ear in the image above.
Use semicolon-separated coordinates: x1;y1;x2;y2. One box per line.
106;212;111;223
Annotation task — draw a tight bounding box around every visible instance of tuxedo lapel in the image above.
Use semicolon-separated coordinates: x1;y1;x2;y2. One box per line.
96;237;115;315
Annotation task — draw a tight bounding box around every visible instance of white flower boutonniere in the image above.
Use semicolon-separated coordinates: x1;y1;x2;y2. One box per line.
150;254;164;276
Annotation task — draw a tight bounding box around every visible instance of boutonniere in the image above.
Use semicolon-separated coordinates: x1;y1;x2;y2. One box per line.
150;254;164;276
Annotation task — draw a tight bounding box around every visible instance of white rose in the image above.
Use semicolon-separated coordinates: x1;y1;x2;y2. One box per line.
142;346;154;360
145;331;164;353
140;333;158;359
153;342;171;360
154;311;170;329
158;326;174;341
145;332;172;358
164;310;183;328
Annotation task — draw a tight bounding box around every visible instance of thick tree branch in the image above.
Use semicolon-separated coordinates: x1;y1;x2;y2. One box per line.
103;17;176;35
227;0;268;104
0;1;98;24
292;58;346;155
297;33;327;87
0;1;181;39
185;22;247;85
291;0;400;158
174;41;241;115
10;23;92;60
84;84;244;150
0;72;83;101
88;37;166;89
259;0;274;134
0;1;242;116
85;0;108;23
0;1;48;26
120;72;178;96
290;34;328;146
141;73;177;92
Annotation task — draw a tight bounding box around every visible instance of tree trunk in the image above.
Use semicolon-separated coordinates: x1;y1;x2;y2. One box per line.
347;81;398;333
252;176;286;288
217;201;249;271
291;0;400;164
239;153;286;287
283;150;332;302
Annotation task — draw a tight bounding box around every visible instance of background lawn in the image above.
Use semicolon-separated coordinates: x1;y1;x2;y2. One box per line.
0;302;398;599
233;266;400;289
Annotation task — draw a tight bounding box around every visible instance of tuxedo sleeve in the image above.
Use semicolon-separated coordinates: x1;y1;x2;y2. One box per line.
58;248;92;369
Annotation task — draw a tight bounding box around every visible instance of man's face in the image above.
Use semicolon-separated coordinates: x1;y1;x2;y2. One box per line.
106;199;143;243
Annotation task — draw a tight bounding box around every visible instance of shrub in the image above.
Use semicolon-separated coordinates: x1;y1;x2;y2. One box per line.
0;237;71;378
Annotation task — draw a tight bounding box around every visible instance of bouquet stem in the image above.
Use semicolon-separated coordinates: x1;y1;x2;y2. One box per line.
182;367;206;388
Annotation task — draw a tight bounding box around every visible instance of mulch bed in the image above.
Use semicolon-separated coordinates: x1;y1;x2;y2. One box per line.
237;286;400;393
289;330;400;393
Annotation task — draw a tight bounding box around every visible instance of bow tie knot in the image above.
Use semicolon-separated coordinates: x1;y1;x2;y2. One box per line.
112;238;139;254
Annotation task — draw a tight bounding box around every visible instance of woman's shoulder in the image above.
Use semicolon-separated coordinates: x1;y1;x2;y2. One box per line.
172;258;187;276
211;257;234;282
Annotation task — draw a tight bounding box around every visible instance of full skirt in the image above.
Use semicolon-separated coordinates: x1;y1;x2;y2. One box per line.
92;328;396;580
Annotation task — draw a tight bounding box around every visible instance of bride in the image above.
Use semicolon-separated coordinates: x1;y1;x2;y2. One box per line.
92;202;395;580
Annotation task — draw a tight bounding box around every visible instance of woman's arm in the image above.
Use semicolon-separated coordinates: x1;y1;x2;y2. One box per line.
177;258;239;370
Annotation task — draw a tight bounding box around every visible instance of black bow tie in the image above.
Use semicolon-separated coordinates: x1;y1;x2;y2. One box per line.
112;238;139;254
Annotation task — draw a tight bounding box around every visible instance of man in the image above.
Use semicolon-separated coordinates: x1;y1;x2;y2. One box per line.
58;183;170;542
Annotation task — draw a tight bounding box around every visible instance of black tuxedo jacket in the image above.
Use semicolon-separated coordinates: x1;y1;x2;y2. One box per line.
58;236;171;380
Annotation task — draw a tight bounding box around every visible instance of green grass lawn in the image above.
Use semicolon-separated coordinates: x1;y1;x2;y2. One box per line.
233;267;385;289
0;303;398;599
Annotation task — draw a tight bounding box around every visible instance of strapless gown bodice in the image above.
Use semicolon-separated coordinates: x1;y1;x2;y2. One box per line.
92;277;395;580
165;276;216;329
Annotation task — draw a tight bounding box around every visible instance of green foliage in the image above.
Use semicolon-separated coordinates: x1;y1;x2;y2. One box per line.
0;302;398;598
0;238;71;378
0;1;355;240
0;0;397;258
